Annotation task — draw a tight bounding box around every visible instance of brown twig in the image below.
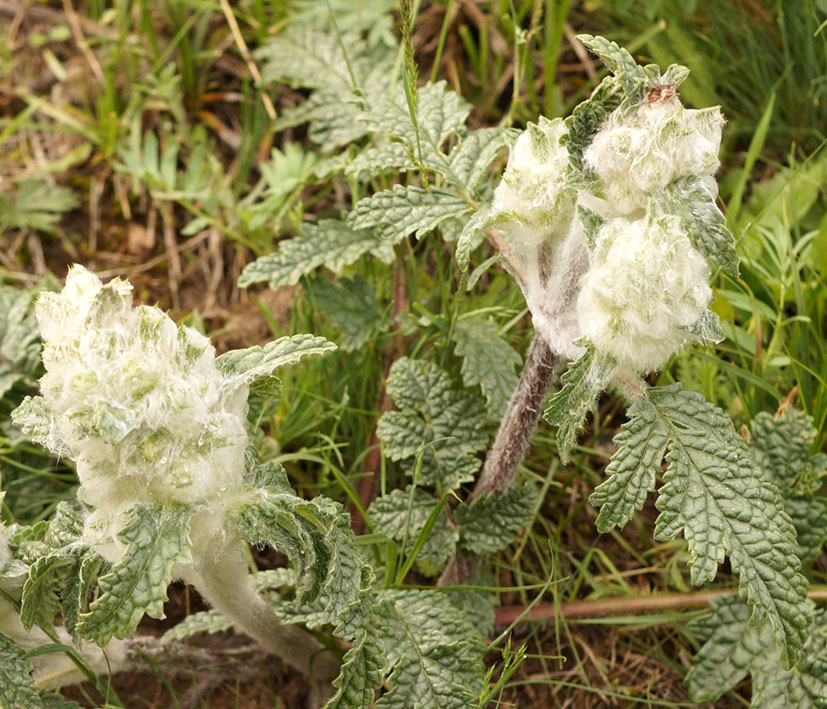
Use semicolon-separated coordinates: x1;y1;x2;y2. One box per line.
494;586;827;628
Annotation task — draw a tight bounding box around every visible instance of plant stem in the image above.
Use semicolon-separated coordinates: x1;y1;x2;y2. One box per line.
180;537;340;683
473;334;558;498
493;586;827;628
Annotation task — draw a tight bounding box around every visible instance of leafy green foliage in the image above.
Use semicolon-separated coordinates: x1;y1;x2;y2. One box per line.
308;275;388;352
686;596;827;708
0;285;43;401
238;221;394;289
453;317;521;418
455;483;538;554
77;505;194;645
0;633;81;709
348;186;471;242
576;34;648;98
661;176;739;277
369;488;458;573
215;333;336;384
377;358;487;490
375;590;483;709
0;180;78;233
544;346;613;462
646;385;812;668
589;395;670;532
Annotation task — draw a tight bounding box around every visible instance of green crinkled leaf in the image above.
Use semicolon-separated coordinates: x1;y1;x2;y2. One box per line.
577;204;606;249
662;175;739;278
309;275;388;352
377;358;487;490
649;384;812;668
446;127;517;190
20;553;73;632
577;34;648;97
544;346;613;463
77;504;194;645
326;629;386;709
0;285;42;400
751;409;826;495
0;180;79;233
369;488;458;573
62;553;104;641
346;142;418;180
444;587;495;640
456;483;539;554
563;75;623;182
0;633;44;709
11;395;70;459
363;81;470;163
348;185;471;242
455;209;497;271
216;333;336;383
238;220;394;289
784;495;827;564
589;395;670;532
375;590;483;709
453;317;521;419
160;609;233;644
686;597;827;708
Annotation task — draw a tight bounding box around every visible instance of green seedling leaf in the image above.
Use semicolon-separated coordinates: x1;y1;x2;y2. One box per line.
453;317;521;419
369;488;458;574
589;395;670;532
544;346;613;463
686;597;827;707
661;175;739;278
216;333;335;385
649;384;812;668
0;180;78;233
375;590;483;709
238;221;394;289
309;275;388;352
456;483;539;554
377;358;487;490
348;185;471;242
77;504;194;645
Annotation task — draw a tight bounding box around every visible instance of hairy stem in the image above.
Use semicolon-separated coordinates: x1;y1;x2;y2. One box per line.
473;334;558;498
180;537;339;683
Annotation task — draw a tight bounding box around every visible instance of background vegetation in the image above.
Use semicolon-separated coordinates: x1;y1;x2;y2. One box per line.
1;0;826;706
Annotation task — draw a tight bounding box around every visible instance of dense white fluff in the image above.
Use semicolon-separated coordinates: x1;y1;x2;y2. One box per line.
491;116;575;261
577;216;713;374
19;266;249;554
583;98;723;217
0;524;10;571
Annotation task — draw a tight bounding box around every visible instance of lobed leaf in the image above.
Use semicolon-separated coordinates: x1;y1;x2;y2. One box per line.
544;346;613;463
348;185;471;242
238;220;394;290
589;395;670;532
687;597;827;708
455;483;539;554
0;180;78;233
77;504;194;645
577;34;648;96
377;358;487;490
650;385;812;668
453;317;521;419
216;333;336;384
375;590;483;709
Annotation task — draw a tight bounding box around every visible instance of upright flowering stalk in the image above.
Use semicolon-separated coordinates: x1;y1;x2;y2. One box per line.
10;265;358;682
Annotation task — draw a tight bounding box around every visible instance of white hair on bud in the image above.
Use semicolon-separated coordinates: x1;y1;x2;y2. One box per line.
583;99;724;218
577;216;713;374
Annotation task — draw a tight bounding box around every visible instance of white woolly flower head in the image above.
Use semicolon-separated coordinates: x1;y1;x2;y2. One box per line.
491;116;576;259
576;215;714;374
583;95;724;217
14;266;249;553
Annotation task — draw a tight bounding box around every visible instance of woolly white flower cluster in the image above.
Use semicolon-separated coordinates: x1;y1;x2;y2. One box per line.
490;83;725;376
13;266;249;554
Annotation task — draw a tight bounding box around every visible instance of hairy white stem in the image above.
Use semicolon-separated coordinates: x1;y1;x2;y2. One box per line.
179;536;340;682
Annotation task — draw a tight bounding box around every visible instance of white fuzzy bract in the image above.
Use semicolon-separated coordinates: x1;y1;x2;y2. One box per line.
583;98;723;217
15;266;249;555
577;216;713;373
